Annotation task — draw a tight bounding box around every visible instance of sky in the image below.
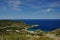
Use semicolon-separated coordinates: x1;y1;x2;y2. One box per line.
0;0;60;19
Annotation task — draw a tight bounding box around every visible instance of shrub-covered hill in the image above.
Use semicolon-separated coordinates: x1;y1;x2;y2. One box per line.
0;20;31;32
0;20;56;40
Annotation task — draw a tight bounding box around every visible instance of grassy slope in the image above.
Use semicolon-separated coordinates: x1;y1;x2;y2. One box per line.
0;20;56;40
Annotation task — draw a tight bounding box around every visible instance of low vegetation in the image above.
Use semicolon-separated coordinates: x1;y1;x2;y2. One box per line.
0;20;59;40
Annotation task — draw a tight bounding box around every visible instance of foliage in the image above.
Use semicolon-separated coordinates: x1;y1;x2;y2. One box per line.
0;20;58;40
35;29;45;36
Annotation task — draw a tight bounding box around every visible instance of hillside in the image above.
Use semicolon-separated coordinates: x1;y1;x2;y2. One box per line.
0;20;59;40
49;28;60;37
0;20;31;33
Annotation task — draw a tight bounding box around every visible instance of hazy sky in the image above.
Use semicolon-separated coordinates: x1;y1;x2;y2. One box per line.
0;0;60;19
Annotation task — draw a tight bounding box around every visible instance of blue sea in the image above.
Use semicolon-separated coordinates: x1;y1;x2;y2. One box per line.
19;19;60;31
